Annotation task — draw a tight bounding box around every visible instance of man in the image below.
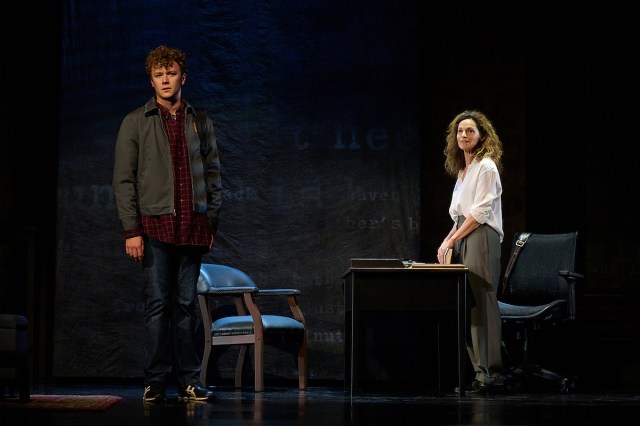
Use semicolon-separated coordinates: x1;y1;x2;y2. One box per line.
112;45;222;403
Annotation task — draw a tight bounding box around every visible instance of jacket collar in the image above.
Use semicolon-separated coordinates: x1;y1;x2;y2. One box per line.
143;97;195;117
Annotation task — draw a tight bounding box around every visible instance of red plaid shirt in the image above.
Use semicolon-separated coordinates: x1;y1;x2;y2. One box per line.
124;102;210;247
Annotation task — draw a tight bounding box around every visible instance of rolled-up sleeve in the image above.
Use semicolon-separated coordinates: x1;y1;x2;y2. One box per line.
469;163;501;225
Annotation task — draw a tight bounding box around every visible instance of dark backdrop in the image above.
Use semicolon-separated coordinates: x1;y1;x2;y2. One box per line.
1;1;638;389
55;0;421;379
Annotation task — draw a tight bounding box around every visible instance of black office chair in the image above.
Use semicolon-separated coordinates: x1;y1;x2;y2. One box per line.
498;232;583;393
197;263;307;392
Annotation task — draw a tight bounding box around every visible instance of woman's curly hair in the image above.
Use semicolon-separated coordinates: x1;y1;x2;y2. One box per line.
443;110;503;177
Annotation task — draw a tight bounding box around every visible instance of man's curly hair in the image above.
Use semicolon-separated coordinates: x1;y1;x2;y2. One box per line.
145;45;187;76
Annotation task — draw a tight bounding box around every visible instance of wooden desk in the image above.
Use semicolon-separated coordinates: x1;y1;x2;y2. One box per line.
343;260;468;396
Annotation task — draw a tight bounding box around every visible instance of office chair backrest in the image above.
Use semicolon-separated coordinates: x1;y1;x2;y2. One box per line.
501;232;578;306
197;263;258;294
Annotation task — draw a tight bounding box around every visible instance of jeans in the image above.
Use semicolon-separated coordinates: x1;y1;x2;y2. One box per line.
143;236;203;387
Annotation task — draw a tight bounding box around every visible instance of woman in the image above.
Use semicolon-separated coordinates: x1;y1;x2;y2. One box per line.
437;110;504;394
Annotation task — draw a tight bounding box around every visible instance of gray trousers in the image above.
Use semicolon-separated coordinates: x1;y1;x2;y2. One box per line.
455;217;503;385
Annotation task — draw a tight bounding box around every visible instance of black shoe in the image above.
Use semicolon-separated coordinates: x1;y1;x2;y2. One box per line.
468;380;505;395
455;380;504;395
178;383;215;402
143;384;166;403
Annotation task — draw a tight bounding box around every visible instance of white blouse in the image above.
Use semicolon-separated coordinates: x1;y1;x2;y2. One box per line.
448;157;503;242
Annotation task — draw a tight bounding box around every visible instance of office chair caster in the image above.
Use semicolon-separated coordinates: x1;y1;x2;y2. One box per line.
560;378;575;394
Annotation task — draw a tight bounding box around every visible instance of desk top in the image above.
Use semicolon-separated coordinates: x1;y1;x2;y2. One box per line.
344;258;468;277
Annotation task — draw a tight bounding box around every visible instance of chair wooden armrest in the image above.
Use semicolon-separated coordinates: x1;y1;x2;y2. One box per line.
255;289;305;324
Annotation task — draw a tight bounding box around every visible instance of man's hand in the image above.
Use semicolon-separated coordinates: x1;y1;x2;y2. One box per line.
125;236;144;262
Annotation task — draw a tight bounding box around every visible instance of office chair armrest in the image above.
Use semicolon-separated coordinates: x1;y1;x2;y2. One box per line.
559;270;583;320
559;270;584;282
256;288;301;296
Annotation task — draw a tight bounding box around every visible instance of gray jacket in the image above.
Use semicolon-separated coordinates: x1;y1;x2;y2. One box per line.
112;97;222;235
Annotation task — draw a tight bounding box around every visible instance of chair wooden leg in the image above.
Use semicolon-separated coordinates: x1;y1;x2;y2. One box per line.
254;339;264;392
198;296;213;387
200;346;211;387
236;345;248;388
298;334;307;390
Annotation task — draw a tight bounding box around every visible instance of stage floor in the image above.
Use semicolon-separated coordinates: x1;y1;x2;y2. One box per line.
2;380;640;425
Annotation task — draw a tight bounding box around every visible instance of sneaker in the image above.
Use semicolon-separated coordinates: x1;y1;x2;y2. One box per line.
178;383;215;401
143;385;166;403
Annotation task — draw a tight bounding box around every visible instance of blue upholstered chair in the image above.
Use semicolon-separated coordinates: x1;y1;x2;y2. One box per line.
197;263;307;392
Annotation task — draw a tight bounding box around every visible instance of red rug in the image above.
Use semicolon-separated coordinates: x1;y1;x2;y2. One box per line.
0;394;123;411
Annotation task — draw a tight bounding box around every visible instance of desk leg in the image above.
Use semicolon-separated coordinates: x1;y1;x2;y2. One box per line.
458;272;467;396
344;274;357;397
349;274;357;397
